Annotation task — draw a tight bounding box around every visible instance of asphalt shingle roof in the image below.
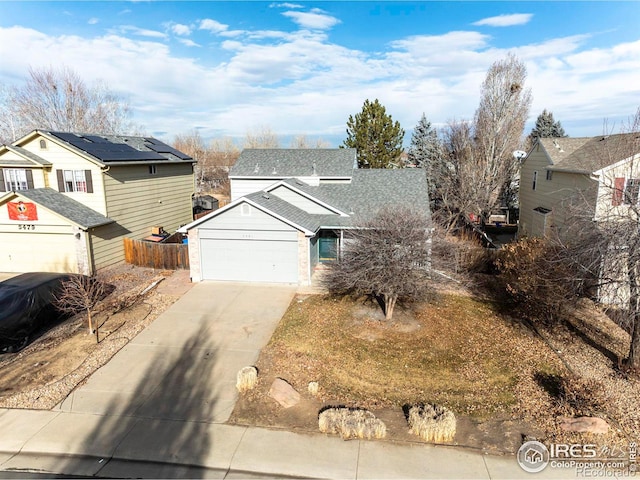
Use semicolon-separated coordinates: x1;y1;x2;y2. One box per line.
4;146;51;166
15;188;114;229
251;168;430;232
230;149;357;178
540;134;640;173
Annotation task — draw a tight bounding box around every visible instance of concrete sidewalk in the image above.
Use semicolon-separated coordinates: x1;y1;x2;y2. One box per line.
0;281;572;479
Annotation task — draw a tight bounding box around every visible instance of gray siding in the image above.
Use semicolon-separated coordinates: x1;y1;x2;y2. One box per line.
198;203;297;233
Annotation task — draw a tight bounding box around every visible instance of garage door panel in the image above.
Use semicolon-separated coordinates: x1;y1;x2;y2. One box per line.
0;232;78;273
199;229;298;241
200;235;298;283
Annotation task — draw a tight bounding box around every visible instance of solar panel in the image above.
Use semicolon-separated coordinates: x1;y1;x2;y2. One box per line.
83;135;110;143
48;132;185;162
144;138;192;160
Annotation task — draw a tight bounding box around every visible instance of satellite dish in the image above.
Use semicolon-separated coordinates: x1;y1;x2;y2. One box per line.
513;150;527;160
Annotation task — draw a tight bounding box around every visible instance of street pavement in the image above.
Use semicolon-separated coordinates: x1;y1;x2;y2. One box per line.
0;279;575;479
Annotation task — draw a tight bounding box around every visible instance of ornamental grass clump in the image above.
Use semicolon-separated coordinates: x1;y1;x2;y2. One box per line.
236;366;258;393
318;407;387;440
407;404;456;443
308;381;319;396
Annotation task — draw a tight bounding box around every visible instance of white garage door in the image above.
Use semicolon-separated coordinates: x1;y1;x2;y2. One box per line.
200;230;298;283
0;231;78;273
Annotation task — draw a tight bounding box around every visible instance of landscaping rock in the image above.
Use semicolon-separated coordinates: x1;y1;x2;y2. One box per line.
269;378;300;408
558;416;610;434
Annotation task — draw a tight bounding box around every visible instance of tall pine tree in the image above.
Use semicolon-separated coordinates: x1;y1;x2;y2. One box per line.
530;109;567;139
408;113;444;209
342;99;404;168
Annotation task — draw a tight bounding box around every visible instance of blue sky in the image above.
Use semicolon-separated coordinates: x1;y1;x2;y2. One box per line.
1;1;639;146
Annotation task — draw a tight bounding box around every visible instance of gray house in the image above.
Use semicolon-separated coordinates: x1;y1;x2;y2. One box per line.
179;149;430;285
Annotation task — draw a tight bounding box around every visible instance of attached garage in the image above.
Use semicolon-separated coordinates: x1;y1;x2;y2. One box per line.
0;189;114;275
200;230;298;283
0;230;77;273
183;199;313;285
194;202;302;284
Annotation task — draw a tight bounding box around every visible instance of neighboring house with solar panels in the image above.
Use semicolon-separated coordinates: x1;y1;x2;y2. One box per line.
0;130;194;274
179;148;430;285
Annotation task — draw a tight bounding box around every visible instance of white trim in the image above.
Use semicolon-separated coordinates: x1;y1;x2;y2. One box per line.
593;153;640;176
178;197;315;236
264;180;350;216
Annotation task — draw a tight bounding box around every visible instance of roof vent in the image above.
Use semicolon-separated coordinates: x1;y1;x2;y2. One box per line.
295;179;304;186
262;192;270;200
272;166;277;174
254;163;260;173
312;162;317;176
552;140;564;153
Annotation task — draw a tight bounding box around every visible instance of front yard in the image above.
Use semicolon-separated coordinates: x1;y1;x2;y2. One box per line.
230;288;639;454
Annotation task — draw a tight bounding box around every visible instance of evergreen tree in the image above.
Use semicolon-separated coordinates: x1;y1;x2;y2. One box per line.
342;99;405;168
407;113;444;209
530;109;567;139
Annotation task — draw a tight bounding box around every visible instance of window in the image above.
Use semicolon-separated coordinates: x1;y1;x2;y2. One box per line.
546;170;553;181
532;171;538;190
149;165;157;175
39;139;47;150
624;178;640;205
2;169;29;191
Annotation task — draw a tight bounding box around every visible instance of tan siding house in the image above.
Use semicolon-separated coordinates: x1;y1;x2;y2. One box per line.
519;135;637;240
0;130;194;274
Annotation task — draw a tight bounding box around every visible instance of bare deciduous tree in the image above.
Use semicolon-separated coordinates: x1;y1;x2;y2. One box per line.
0;66;136;143
323;207;431;320
504;108;640;371
289;134;331;148
244;125;280;149
437;54;532;230
55;275;109;342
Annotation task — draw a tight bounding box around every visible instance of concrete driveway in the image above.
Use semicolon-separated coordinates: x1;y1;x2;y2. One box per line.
58;281;297;423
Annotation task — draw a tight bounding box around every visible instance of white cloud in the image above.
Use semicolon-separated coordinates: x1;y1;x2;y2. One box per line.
271;3;304;9
88;18;99;25
473;13;533;27
199;18;228;34
178;38;200;48
0;21;637;143
118;25;167;39
282;10;340;30
171;23;192;36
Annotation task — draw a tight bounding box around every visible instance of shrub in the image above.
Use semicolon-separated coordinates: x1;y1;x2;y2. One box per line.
236;366;258;393
558;375;608;415
407;404;456;443
318;407;387;439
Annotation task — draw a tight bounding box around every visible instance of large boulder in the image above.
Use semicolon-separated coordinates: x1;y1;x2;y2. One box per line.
558;416;609;434
269;378;300;408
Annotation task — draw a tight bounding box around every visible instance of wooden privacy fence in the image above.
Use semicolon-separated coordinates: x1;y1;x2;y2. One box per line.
124;237;189;270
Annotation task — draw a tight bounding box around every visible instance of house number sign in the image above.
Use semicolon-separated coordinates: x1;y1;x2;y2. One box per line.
18;224;36;230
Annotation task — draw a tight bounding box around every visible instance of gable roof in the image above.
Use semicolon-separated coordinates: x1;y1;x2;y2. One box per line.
539;134;640;174
0;145;52;167
0;188;114;229
10;130;194;166
230;148;357;178
181;167;430;234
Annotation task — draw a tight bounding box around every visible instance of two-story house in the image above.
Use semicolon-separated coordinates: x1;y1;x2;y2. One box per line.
179;148;430;285
519;133;640;305
519;133;640;239
0;130;194;274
